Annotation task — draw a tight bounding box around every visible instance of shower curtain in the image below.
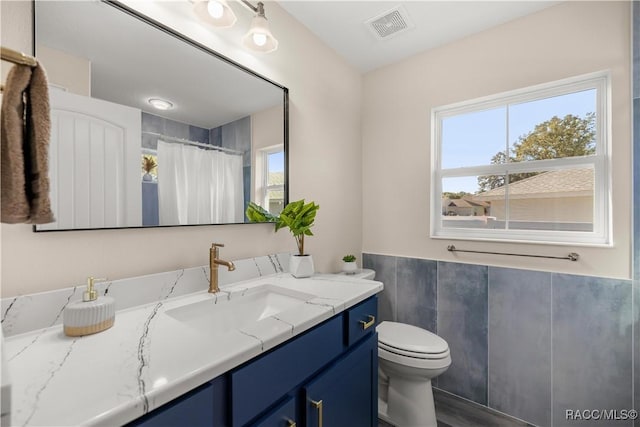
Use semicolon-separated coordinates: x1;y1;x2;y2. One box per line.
157;140;244;225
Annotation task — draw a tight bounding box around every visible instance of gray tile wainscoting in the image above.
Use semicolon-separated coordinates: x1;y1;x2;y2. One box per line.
489;268;552;427
633;1;639;420
397;257;437;333
632;0;640;420
363;253;636;427
552;275;633;426
363;253;397;322
437;262;488;404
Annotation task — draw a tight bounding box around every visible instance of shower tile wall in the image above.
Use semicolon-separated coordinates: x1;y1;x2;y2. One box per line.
141;112;210;150
363;253;635;427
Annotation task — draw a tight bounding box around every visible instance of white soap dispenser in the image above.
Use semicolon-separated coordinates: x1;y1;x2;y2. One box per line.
63;277;115;337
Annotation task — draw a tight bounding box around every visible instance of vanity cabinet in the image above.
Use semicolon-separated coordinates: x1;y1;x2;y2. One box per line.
128;296;378;427
304;335;377;427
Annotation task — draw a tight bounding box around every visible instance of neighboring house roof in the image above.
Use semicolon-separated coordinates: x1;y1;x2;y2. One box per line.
473;168;593;201
463;198;489;207
443;198;489;208
446;199;473;208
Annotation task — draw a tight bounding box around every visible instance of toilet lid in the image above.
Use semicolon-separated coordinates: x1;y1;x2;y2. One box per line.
377;321;449;355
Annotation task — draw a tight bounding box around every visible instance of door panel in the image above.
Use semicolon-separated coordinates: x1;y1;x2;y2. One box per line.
39;89;141;230
304;334;377;427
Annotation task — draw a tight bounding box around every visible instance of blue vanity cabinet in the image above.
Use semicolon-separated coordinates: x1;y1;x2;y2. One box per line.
127;296;378;427
248;395;298;427
127;380;218;427
304;334;377;427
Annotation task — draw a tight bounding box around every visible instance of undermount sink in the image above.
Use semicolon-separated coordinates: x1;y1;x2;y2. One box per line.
165;285;316;332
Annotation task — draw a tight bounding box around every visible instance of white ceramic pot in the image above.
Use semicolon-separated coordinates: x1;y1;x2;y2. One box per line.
342;261;358;274
290;254;314;278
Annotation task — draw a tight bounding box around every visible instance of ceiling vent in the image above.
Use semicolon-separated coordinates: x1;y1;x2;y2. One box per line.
365;5;414;40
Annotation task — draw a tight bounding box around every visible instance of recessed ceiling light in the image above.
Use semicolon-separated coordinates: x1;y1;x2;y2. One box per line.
148;98;173;110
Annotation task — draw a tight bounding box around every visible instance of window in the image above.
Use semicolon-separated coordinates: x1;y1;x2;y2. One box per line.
431;72;610;245
257;146;285;215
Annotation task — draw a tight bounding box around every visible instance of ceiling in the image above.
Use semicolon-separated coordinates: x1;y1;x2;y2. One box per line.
277;1;562;72
36;1;283;129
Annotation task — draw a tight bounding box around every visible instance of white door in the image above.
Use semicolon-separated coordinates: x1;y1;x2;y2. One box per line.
38;89;141;230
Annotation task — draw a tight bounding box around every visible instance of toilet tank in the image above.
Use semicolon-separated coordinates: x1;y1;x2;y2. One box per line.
340;269;375;280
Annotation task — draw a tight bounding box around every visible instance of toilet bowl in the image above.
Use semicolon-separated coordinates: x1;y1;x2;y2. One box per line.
377;321;451;427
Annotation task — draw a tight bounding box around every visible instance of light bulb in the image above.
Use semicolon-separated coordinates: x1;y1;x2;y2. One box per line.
252;32;267;47
207;1;224;19
148;98;173;110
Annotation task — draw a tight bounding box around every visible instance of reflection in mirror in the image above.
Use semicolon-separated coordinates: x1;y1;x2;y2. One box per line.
34;1;288;231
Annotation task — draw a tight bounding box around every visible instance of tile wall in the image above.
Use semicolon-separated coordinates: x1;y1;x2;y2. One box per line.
364;254;635;427
633;0;639;418
140;112;252;225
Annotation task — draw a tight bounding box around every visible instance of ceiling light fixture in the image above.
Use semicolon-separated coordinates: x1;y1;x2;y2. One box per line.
193;1;278;53
148;98;173;110
194;0;237;28
242;2;278;53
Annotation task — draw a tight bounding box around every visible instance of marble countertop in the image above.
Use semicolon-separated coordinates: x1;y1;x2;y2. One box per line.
4;272;382;426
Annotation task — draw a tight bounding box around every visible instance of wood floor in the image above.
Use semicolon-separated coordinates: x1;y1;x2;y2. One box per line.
378;388;537;427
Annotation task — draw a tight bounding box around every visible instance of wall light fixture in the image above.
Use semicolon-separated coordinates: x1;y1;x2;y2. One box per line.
194;0;279;53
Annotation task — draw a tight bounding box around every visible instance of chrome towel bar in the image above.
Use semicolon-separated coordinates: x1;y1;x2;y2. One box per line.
447;245;579;261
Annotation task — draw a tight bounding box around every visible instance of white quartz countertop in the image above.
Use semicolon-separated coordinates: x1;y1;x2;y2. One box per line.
4;273;382;426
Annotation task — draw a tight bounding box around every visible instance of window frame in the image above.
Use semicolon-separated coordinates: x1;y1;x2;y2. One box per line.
257;145;285;213
430;71;612;246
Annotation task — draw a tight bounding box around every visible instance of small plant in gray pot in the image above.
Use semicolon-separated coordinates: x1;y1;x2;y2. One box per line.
342;254;358;274
246;199;320;278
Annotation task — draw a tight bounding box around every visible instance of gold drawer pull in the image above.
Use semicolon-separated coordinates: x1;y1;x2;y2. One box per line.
311;399;323;427
359;315;375;330
286;419;296;427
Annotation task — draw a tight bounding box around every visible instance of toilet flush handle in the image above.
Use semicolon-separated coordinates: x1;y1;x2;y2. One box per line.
359;315;376;330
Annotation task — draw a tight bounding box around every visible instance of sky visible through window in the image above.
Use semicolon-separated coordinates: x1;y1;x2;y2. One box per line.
441;89;596;194
268;151;285;173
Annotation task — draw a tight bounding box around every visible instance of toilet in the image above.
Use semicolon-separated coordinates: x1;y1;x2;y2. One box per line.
377;321;451;427
353;269;451;427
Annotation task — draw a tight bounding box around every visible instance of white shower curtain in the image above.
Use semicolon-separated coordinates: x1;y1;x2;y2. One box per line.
157;140;244;225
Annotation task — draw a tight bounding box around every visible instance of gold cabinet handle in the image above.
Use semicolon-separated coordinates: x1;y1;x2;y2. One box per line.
311;399;323;427
359;315;375;330
286;419;296;427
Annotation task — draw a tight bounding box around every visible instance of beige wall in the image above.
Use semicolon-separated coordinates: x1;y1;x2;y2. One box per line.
36;45;91;96
252;106;284;203
0;1;363;296
362;1;632;279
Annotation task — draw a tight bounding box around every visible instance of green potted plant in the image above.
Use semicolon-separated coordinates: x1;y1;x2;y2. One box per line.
342;254;357;274
246;199;320;278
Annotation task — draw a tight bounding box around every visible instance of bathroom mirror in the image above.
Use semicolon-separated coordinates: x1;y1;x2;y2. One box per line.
34;0;288;231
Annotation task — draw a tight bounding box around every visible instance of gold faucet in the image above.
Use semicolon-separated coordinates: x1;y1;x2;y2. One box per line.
209;243;236;293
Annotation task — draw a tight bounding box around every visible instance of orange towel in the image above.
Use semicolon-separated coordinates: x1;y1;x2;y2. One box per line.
1;63;54;224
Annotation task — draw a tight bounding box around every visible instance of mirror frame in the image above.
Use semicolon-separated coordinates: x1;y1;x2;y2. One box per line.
32;0;289;232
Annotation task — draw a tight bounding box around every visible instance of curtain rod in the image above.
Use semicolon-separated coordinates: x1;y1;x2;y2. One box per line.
143;131;243;155
447;245;579;261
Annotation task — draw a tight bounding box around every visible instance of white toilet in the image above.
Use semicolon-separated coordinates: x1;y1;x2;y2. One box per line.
377;322;451;426
353;268;451;427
